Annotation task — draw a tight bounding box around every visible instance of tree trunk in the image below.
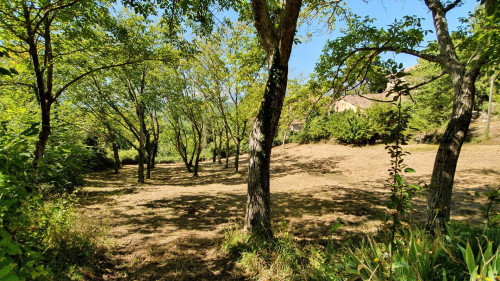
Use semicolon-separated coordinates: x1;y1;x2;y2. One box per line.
282;130;287;149
112;142;120;174
225;127;230;169
485;71;497;139
146;152;151;179
218;131;223;164
193;139;202;177
212;130;217;163
234;140;241;172
244;0;301;237
145;133;152;179
137;107;146;183
245;51;289;237
33;101;51;166
426;74;476;232
151;140;158;169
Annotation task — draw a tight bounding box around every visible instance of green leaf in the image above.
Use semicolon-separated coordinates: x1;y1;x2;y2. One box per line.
404;168;416;173
464;242;477;274
0;265;13;278
6;243;21;255
395;174;404;185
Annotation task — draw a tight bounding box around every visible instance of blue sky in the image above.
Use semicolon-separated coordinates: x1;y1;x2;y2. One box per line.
287;0;479;78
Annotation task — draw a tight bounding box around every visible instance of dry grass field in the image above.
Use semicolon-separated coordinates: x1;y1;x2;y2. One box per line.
79;134;500;280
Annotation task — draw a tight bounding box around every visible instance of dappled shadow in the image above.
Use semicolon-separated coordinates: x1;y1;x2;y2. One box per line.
80;143;500;279
78;187;137;205
109;235;245;281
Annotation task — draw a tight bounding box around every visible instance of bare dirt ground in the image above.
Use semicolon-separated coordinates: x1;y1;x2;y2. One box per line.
79;118;500;280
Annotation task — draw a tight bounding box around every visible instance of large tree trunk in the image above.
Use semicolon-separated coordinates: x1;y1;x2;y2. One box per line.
426;73;477;232
244;0;301;237
112;142;120;174
245;52;289;237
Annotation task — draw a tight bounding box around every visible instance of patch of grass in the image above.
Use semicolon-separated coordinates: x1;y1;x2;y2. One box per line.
222;223;322;280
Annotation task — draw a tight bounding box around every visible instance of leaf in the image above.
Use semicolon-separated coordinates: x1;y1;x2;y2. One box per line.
464;242;477;274
331;221;343;232
6;243;21;255
0;265;13;278
395;174;404;185
404;168;416;173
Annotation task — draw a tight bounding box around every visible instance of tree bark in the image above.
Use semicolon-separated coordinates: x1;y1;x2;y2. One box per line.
485;71;497;139
218;130;223;164
137;105;146;183
225;126;230;169
234;139;241;172
245;51;290;237
112;142;120;174
34;101;51;165
244;0;302;237
426;76;476;231
212;129;217;163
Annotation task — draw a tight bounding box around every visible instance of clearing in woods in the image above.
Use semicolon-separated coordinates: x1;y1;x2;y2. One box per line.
79;142;500;280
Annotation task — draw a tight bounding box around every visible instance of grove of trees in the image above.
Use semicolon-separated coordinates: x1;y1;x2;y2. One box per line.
0;0;498;279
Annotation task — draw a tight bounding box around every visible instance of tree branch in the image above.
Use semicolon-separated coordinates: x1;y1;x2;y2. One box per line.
250;0;278;61
444;0;462;13
53;59;142;101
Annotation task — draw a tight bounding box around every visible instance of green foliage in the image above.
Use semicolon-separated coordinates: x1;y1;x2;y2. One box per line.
295;103;409;145
0;122;105;280
0;123;47;280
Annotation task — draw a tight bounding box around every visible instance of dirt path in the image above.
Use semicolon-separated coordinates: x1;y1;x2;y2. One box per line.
79;143;500;280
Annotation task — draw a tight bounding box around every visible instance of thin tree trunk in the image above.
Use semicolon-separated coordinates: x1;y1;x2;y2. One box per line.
218;131;223;164
225;127;230;169
282;130;287;149
485;71;497;139
234;140;241;172
137;107;146;183
193;135;202;177
146;152;151;179
212;130;217;163
112;142;120;174
151;140;158;169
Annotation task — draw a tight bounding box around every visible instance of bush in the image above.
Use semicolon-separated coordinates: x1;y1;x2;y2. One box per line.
119;149;139;165
0;123;105;280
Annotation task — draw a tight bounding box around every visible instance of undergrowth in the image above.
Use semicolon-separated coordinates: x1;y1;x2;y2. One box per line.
222;222;500;281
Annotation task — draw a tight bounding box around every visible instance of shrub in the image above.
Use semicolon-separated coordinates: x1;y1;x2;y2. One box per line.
0;123;105;280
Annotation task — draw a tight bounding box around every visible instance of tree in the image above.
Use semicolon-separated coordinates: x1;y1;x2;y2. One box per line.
242;0;302;237
317;0;499;231
0;1;144;166
161;66;206;177
193;22;264;172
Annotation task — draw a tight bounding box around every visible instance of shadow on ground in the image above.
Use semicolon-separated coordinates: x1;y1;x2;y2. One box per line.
79;150;499;280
